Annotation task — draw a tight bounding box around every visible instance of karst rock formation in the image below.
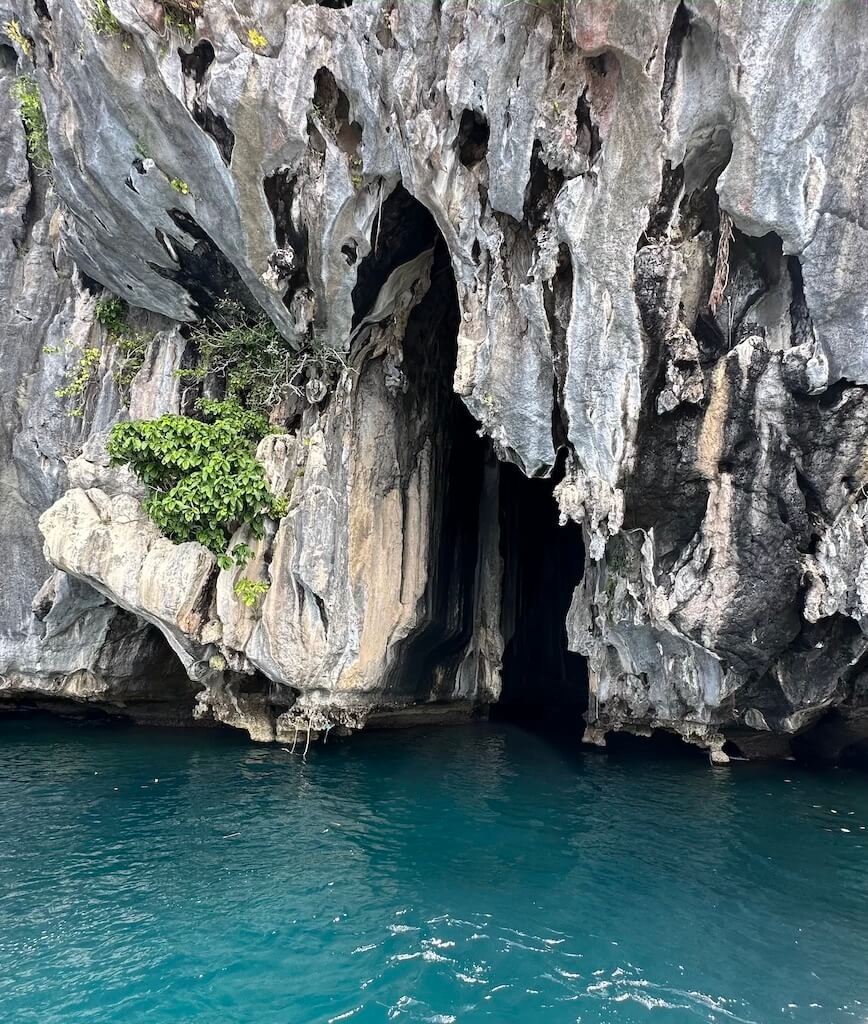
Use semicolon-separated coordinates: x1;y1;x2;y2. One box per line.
2;0;868;762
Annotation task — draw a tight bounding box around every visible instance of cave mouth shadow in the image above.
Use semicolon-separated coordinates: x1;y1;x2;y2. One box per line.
369;187;588;732
491;462;588;731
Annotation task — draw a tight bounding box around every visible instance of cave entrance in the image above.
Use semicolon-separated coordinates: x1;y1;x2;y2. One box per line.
493;463;588;727
359;185;587;731
370;190;490;703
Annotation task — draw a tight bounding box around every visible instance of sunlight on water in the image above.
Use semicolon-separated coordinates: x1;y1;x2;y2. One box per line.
1;717;867;1023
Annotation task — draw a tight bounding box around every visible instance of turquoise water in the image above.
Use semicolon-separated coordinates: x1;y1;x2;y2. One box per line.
1;718;867;1024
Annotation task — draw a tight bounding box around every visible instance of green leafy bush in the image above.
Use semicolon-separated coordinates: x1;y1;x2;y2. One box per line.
107;398;285;561
46;296;150;417
180;297;342;416
234;578;270;607
11;76;50;172
94;296;127;334
170;177;190;194
270;495;289;518
113;333;149;398
95;296;149;399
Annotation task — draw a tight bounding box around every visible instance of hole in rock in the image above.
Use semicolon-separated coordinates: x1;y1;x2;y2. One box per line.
367;202;487;700
456;108;489;168
263;169;309;307
605;729;708;761
350;183;438;327
660;2;690;125
194;106;235;166
0;43;17;70
364;188;587;730
790;706;868;769
311;66;362;156
524;142;565;229
1;615;201;729
179;38;214;83
149;208;263;316
574;88;601;167
492;462;587;727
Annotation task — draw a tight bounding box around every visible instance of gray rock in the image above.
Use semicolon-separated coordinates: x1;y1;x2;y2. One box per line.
0;0;866;761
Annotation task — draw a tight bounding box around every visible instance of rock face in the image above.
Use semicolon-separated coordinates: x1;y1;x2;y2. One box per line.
2;0;868;761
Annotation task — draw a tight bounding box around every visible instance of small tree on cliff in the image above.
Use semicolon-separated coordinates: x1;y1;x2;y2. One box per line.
107;398;286;568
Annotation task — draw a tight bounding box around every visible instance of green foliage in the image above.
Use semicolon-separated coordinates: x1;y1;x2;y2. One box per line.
229;542;255;567
270;495;289;518
179;297;343;416
11;76;50;173
88;0;123;37
170;177;190;195
161;0;201;41
94;296;127;334
113;331;149;398
46;295;150;416
234;578;270;607
55;342;101;417
95;295;149;401
4;19;32;56
107;398;284;560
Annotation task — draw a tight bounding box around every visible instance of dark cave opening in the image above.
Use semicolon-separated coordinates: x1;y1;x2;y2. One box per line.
455;108;490;168
368;186;587;726
0;618;200;730
493;463;588;727
376;217;490;701
350;183;437;327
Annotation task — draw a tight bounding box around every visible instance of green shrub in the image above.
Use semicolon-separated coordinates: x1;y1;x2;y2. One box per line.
107;398;285;562
270;495;289;518
46;296;150;417
11;76;50;173
170;177;190;195
234;578;270;607
113;332;149;398
226;542;254;568
94;295;149;401
88;0;123;36
180;297;342;416
95;296;127;334
55;343;101;417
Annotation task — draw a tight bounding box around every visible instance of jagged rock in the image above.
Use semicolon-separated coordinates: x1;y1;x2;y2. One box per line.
0;0;867;761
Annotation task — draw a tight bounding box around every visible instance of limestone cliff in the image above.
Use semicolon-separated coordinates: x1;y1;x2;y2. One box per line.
2;0;868;762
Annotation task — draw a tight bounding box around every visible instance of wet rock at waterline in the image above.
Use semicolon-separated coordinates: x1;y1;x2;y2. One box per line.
2;0;868;763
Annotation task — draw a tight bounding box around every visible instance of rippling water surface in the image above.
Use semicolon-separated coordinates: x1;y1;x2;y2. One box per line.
2;717;867;1023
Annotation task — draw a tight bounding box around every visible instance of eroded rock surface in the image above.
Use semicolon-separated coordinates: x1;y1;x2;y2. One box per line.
2;0;868;760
